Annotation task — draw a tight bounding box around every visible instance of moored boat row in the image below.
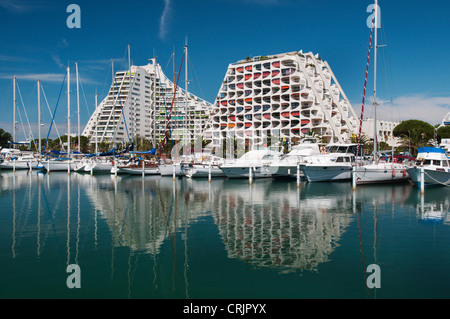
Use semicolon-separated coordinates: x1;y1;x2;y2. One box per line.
1;145;449;189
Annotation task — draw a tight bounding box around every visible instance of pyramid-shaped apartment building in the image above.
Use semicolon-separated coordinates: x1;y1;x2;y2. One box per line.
82;58;211;149
204;50;359;147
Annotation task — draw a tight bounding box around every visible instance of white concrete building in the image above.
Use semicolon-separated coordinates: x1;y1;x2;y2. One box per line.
204;50;360;147
82;58;211;149
361;118;401;147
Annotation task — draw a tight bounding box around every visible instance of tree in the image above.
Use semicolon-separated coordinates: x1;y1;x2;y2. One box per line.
0;128;12;148
437;125;450;144
393;120;435;156
351;133;370;155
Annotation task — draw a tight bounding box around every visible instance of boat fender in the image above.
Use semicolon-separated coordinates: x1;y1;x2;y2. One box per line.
392;168;396;177
403;169;407;177
112;160;115;165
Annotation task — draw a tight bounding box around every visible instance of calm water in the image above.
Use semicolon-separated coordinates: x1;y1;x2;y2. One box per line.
1;170;449;299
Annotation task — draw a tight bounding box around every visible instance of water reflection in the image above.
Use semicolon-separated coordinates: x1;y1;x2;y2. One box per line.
210;181;355;272
1;170;449;298
415;187;450;224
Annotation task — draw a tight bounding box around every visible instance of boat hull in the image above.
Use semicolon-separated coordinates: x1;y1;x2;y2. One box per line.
272;165;305;179
159;163;183;176
118;167;160;175
406;167;450;187
0;161;40;170
301;164;352;182
355;164;410;185
42;160;76;172
84;162;113;173
181;164;225;178
220;165;275;179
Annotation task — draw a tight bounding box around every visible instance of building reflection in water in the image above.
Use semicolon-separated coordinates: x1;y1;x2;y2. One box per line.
211;180;356;273
2;170;447;277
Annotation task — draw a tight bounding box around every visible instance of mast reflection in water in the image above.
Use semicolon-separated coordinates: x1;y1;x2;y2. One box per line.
0;171;449;299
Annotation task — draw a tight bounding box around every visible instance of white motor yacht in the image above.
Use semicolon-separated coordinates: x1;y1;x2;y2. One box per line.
406;147;450;187
271;141;321;179
220;148;282;179
300;143;357;182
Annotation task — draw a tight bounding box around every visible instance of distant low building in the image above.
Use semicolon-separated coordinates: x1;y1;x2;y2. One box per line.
361;118;401;147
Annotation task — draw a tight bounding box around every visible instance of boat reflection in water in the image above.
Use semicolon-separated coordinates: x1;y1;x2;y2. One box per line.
1;170;449;298
415;187;450;225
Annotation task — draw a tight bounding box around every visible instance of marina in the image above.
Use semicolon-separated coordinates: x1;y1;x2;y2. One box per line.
0;170;449;299
1;0;450;302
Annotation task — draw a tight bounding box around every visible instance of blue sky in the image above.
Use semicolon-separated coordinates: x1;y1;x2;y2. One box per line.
0;0;449;141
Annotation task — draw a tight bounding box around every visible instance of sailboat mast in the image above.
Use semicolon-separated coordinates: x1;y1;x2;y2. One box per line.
38;80;41;154
111;59;116;148
185;41;188;149
173;51;177;145
76;62;80;153
128;44;133;145
13;76;16;149
95;91;98;155
373;0;378;164
67;66;71;159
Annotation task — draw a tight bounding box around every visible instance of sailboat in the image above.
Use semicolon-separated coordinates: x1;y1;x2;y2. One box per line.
354;0;409;185
116;157;160;175
41;66;78;172
158;45;188;177
0;77;42;170
0;153;40;170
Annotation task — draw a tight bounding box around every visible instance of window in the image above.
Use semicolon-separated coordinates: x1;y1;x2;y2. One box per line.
433;160;441;166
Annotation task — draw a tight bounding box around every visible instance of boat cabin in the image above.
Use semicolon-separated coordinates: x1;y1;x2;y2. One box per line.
415;147;449;170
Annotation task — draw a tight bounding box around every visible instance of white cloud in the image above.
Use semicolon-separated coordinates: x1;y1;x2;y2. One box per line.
357;94;450;125
58;38;69;48
159;0;171;40
0;73;64;82
0;0;42;13
51;54;66;68
0;55;31;62
0;72;99;85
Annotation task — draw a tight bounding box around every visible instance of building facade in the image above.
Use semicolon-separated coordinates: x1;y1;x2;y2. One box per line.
361;118;401;147
203;50;360;148
82;58;211;150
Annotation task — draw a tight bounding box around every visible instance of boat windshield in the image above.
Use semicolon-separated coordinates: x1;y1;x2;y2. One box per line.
326;145;357;154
